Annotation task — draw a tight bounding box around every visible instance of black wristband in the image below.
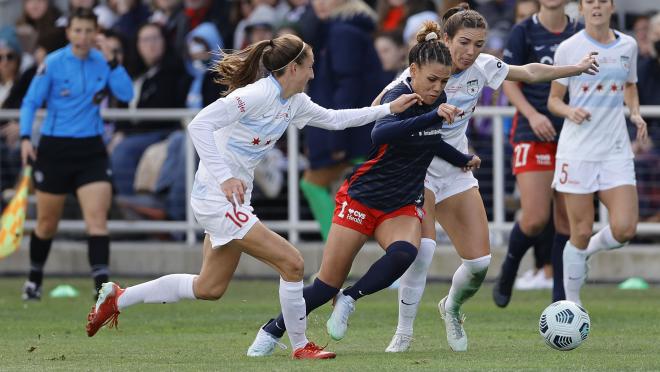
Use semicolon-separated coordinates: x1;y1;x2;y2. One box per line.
21;135;31;141
108;58;119;70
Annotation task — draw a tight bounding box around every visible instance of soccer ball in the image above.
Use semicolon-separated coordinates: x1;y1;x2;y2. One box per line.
539;300;590;351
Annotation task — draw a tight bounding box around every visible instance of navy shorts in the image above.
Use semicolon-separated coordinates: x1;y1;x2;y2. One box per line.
33;135;111;194
303;123;374;169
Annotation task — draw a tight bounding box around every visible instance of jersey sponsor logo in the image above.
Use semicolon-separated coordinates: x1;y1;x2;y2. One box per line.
345;208;366;225
416;128;443;136
466;79;479;96
445;85;462;94
235;96;246;113
533;45;545;51
620;55;630;71
535;154;551;166
59;89;71;97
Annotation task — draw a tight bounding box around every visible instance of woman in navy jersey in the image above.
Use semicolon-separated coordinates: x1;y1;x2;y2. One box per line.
247;22;479;357
493;0;582;308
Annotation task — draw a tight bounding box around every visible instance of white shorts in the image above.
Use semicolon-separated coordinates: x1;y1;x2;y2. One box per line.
552;158;636;194
191;196;259;248
424;167;479;204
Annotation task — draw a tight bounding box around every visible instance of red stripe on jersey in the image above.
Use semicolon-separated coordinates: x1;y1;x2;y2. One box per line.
348;144;389;186
509;111;519;146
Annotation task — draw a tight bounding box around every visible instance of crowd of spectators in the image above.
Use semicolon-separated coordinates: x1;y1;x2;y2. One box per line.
0;0;658;234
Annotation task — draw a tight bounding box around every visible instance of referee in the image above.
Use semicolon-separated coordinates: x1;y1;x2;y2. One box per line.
19;8;133;300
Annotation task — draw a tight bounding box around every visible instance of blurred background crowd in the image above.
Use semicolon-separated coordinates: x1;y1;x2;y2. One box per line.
0;0;658;240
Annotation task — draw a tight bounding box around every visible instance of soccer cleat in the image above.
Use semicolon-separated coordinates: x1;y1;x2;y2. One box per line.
247;328;287;357
438;296;467;352
22;281;41;301
326;290;355;341
385;333;413;352
292;342;336;359
86;282;124;337
492;273;514;308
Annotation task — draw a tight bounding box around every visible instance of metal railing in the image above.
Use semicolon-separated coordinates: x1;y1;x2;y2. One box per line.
2;106;659;246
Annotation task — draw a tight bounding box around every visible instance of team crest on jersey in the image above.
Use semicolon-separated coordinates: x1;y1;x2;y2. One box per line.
466;79;479;96
620;55;630;71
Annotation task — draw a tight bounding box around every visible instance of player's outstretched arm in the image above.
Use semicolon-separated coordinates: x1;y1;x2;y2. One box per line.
507;52;599;83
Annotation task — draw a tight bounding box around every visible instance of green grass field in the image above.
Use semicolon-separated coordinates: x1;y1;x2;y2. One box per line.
1;278;659;371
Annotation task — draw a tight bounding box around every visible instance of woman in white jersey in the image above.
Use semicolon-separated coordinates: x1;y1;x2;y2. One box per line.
381;4;599;353
84;34;420;360
548;0;647;306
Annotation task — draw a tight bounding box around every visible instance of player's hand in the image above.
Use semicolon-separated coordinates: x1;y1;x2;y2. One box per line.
528;112;556;141
221;178;246;207
463;155;481;172
630;113;648;144
20;138;36;166
0;120;20;148
575;52;599;75
389;93;423;113
567;107;591;124
437;103;462;124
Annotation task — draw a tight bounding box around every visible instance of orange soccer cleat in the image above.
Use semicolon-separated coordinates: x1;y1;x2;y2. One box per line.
292;342;336;360
86;282;124;337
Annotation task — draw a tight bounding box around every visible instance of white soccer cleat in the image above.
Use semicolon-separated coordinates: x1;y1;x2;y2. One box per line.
326;291;355;341
438;296;467;352
246;328;287;357
385;333;413;352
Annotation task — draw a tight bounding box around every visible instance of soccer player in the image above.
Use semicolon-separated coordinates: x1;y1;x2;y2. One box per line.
246;22;479;357
382;4;598;353
19;8;133;300
547;0;646;306
85;34;420;360
492;0;582;308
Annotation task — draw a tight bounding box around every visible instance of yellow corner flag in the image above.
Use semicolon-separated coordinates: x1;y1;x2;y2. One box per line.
0;166;31;259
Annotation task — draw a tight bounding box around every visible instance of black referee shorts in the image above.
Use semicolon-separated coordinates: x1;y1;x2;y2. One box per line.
33;135;111;194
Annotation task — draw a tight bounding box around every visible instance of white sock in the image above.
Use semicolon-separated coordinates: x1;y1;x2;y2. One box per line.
279;278;308;350
117;274;197;310
395;238;435;336
445;255;491;314
563;242;587;306
585;225;624;257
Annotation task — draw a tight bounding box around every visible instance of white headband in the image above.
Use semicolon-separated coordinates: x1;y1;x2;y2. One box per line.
271;43;306;72
425;32;438;41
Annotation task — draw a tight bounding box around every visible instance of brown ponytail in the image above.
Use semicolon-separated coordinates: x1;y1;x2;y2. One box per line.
214;34;309;96
409;21;452;67
441;2;488;39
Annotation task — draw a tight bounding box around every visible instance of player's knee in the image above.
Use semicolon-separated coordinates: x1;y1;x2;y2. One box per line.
611;223;636;243
281;253;304;282
572;224;593;246
35;218;58;238
520;216;548;237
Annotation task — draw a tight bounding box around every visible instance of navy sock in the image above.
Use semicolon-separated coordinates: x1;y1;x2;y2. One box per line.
263;278;339;338
499;223;538;295
533;222;554;269
28;232;53;287
552;233;569;302
88;235;110;293
343;241;417;301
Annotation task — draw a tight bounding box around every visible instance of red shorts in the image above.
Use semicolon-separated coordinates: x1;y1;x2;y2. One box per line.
332;182;424;236
512;142;557;175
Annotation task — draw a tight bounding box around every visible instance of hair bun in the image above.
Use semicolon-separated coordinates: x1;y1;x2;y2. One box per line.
424;32;438;41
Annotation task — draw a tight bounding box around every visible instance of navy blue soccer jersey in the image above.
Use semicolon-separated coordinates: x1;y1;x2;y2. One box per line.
345;80;472;213
504;14;583;143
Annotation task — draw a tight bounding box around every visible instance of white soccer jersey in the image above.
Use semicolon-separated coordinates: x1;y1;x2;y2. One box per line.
554;30;637;161
187;75;392;203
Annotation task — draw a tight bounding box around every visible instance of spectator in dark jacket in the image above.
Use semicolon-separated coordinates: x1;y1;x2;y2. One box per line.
301;0;389;241
110;22;190;196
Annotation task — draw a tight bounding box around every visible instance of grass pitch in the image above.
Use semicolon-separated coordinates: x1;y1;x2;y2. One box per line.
1;278;659;371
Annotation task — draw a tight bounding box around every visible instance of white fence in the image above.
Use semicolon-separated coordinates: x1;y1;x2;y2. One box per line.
1;106;659;246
